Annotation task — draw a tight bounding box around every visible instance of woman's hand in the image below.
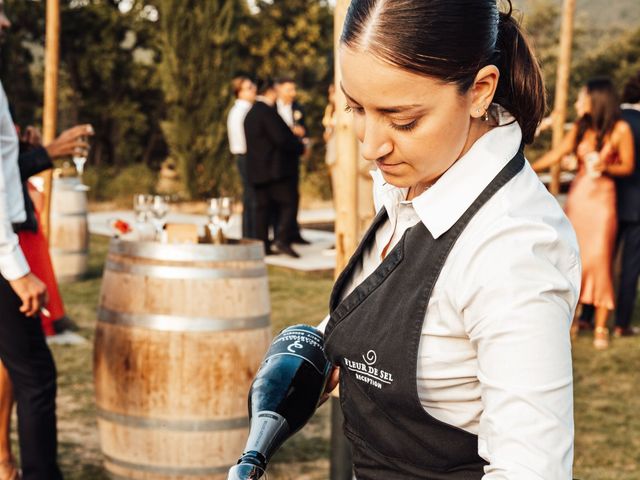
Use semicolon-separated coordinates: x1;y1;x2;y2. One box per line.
45;124;94;159
318;366;340;406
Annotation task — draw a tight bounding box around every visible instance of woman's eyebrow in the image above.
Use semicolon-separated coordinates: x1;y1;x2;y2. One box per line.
340;83;423;114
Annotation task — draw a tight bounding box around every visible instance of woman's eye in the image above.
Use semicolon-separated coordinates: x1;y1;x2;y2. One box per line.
390;120;418;132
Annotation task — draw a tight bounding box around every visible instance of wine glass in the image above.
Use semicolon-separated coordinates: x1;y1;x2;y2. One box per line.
227;463;267;480
150;195;170;240
133;194;151;223
207;197;234;243
72;135;89;179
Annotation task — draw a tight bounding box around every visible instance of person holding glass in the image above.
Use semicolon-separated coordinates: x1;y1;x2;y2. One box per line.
533;78;635;349
316;1;582;478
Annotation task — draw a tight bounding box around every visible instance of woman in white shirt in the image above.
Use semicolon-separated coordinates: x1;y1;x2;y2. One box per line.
319;1;581;479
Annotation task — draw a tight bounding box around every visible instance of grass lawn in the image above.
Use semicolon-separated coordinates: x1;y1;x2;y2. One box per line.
44;235;639;479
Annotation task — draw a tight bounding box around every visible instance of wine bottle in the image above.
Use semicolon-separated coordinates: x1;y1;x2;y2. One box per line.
228;324;332;480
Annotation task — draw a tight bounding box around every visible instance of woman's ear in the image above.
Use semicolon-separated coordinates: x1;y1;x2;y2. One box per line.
469;65;500;119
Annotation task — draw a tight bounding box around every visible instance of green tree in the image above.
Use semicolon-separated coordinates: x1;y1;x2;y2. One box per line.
60;0;165;168
157;0;246;198
0;0;46;126
240;0;334;147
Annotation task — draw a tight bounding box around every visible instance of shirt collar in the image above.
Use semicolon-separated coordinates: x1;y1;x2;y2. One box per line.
256;96;275;107
371;107;523;239
235;99;253;110
621;103;640;112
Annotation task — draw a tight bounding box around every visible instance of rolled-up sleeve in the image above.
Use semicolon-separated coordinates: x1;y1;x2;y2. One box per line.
0;146;29;281
459;217;581;479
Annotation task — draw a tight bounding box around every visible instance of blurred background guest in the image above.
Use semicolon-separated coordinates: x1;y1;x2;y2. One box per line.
275;77;309;245
322;84;337;206
227;75;257;239
244;79;304;258
533;77;635;349
613;71;640;337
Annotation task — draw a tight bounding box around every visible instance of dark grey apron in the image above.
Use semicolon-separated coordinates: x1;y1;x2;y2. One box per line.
324;150;525;479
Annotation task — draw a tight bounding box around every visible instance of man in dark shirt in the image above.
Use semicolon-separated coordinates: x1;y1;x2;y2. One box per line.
244;79;305;257
614;72;640;336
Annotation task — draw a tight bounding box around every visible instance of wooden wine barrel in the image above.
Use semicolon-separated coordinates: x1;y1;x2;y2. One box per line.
94;239;272;480
49;177;89;283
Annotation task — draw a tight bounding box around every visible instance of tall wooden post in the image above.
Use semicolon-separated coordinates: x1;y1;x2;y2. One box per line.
333;0;359;276
40;0;60;240
330;2;357;479
550;0;576;195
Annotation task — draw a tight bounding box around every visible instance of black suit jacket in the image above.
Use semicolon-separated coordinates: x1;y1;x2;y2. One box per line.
244;101;304;186
15;146;53;232
615;109;640;222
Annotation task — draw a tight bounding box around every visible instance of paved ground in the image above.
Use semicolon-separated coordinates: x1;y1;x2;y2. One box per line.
89;209;336;272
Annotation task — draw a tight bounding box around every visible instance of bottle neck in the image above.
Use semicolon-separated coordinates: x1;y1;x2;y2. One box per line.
238;451;267;470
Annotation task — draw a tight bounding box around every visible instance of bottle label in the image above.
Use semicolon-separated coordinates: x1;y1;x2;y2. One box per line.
265;327;329;375
244;410;289;457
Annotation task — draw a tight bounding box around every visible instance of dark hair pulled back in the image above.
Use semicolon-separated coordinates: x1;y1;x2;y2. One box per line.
341;0;546;144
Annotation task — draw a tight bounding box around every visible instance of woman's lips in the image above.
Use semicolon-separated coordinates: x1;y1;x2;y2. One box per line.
376;160;403;172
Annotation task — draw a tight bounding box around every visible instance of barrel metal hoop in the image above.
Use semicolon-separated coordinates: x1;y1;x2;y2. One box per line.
109;238;265;262
103;454;232;476
97;307;270;332
97;407;249;432
105;259;266;279
50;211;87;218
49;248;89;255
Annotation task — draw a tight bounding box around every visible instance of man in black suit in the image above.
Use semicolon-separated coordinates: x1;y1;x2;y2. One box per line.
276;78;310;245
613;72;640;337
244;79;305;258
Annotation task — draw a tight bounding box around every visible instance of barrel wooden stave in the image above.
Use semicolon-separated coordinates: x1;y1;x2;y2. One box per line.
95;239;271;479
50;178;89;283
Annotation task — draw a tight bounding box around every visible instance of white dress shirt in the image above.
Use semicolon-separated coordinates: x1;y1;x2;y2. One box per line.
320;113;581;479
276;99;294;127
226;99;253;155
0;81;29;281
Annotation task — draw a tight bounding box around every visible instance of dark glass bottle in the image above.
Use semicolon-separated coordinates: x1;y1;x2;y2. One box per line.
228;325;332;480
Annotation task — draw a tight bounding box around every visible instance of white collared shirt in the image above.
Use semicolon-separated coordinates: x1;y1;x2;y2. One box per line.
0;81;29;281
276;99;294;127
321;114;580;479
226;99;253;155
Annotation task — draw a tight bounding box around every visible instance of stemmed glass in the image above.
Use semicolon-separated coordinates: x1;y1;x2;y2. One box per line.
207;197;233;244
150;195;170;240
133;194;151;223
72;135;89;185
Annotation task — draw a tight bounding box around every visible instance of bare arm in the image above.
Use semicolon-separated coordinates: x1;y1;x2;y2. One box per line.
531;124;577;173
603;121;635;177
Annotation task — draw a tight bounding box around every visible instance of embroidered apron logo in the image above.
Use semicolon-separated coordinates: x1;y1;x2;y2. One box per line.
344;350;394;389
362;350;377;365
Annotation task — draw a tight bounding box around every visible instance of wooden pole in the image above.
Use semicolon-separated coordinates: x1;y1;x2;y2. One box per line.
550;0;576;196
333;0;359;276
330;2;357;479
40;0;60;241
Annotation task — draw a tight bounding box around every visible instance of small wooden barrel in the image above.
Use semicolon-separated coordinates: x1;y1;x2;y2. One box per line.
49;177;89;283
94;239;272;480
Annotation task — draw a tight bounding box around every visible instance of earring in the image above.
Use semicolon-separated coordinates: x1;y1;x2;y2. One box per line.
482;105;489;122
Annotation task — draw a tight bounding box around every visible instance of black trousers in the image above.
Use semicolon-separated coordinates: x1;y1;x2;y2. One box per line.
235;155;256;239
616;221;640;328
254;178;297;248
0;277;62;480
288;164;302;241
